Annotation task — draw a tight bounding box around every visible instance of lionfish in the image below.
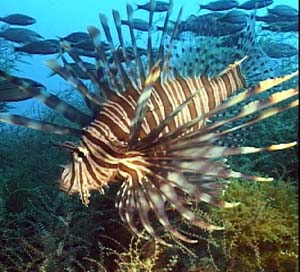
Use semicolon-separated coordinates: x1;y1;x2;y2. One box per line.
0;0;298;245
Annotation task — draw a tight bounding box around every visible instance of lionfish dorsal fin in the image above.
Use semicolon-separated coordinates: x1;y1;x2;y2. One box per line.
128;61;161;147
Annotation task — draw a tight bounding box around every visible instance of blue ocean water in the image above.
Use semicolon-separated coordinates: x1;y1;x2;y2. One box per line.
1;0;298;115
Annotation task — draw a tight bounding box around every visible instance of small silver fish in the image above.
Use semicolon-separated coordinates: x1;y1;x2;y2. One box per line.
121;18;155;31
60;32;90;43
262;21;298;32
0;77;44;102
14;39;59;55
49;62;97;80
238;0;273;10
217;10;249;24
0;13;36;26
0;102;14;113
0;28;43;43
256;14;295;23
71;38;110;52
135;1;169;12
261;42;298;58
267;5;298;17
199;0;239;11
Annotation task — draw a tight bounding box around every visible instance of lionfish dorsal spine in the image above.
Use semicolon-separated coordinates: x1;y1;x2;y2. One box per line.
126;3;145;88
146;0;155;70
128;61;161;147
161;6;183;81
0;113;82;135
65;48;106;100
44;58;102;115
157;0;174;62
87;25;120;95
112;9;140;91
0;68;92;127
99;13;128;93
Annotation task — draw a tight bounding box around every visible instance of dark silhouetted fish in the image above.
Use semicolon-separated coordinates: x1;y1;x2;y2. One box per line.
217;10;249;24
107;46;153;63
256;13;298;23
261;42;298;58
0;28;43;43
177;13;246;36
121;18;154;31
199;0;239;11
0;102;14;113
262;21;298;32
135;1;169;12
71;38;110;52
156;19;176;32
267;4;298;17
0;1;298;246
60;31;90;43
0;13;36;26
73;48;97;58
14;39;60;55
0;77;44;102
238;0;273;10
49;61;97;80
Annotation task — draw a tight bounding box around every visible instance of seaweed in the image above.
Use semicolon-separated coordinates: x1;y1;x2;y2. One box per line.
210;179;298;272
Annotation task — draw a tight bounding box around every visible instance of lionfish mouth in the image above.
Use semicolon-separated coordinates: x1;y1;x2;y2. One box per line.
0;0;298;245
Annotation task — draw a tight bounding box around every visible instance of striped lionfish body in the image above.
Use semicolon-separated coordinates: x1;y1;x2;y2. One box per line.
0;0;298;245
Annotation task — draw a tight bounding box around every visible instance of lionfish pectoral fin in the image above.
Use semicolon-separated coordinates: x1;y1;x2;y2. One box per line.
0;68;91;127
159;179;223;231
128;61;161;147
0;113;82;136
142;180;198;244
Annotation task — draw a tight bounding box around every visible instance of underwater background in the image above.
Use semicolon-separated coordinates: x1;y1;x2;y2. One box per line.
0;0;298;271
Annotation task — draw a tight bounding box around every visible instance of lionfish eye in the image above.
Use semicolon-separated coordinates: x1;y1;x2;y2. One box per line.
77;151;85;158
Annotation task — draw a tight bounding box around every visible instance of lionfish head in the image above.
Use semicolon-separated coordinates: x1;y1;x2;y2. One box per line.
58;142;117;206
